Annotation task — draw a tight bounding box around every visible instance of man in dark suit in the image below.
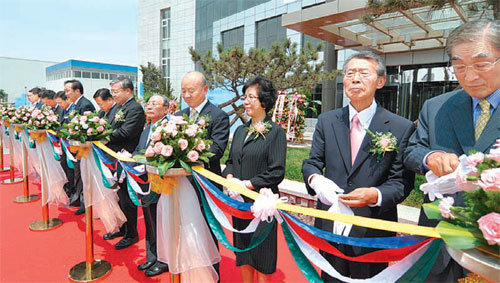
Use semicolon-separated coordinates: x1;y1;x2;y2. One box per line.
404;19;500;282
133;94;170;277
177;71;230;278
64;79;96;214
54;90;74;198
102;77;146;250
54;91;71;124
93;88;119;122
41;89;64;120
28;87;44;109
302;51;415;281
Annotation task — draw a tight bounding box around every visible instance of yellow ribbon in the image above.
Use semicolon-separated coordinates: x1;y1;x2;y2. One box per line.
148;173;179;194
29;131;47;143
92;141;136;162
69;145;92;160
192;166;441;239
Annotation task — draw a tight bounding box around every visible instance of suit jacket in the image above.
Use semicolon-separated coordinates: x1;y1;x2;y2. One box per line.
107;98;146;153
74;96;95;115
177;100;230;176
53;105;65;124
302;105;415;242
34;100;43;109
98;104;119;124
404;89;500;276
222;116;286;195
405;89;500;224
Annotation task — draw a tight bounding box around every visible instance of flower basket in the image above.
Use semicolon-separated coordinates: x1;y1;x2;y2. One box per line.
67;140;95;160
146;164;201;194
12;123;25;133
3;119;10;127
446;245;499;282
28;129;47;143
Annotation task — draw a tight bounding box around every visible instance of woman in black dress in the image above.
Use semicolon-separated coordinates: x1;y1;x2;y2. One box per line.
222;76;286;282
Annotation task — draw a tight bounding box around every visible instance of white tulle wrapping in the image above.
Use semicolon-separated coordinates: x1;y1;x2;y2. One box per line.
20;130;39;177
36;138;69;206
1;125;9;150
157;176;220;282
80;150;126;233
9;126;23;171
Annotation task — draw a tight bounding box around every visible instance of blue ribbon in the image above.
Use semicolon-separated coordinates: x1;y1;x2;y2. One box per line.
280;211;428;249
193;171;252;211
46;132;61;161
60;139;74;169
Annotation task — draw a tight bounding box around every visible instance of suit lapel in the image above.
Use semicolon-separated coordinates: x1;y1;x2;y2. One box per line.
349;106;390;176
448;91;475;154
475;106;500;152
332;107;351;171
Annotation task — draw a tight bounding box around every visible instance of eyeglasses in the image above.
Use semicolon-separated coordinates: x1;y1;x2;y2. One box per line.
451;57;500;74
240;95;259;102
343;70;374;79
146;102;164;107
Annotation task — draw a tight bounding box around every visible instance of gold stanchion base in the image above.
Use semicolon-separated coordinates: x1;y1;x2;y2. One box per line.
1;177;23;184
68;260;112;282
29;218;63;231
13;194;39;203
0;166;9;172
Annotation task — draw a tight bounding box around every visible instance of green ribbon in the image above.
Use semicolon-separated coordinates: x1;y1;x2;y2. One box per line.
396;239;443;283
125;173;144;207
61;142;74;169
192;176;274;252
281;221;323;283
92;148;114;189
4;126;9;136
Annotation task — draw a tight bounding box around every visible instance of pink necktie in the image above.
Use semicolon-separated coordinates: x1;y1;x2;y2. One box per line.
350;114;363;165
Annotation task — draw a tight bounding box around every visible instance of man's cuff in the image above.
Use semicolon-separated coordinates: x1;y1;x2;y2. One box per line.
308;174;320;187
368;187;382;207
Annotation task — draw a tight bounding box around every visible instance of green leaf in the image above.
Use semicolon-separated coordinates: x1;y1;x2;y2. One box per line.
436;221;485;250
198;156;209;163
179;159;192;172
158;162;168;178
166;160;176;170
423;200;443;220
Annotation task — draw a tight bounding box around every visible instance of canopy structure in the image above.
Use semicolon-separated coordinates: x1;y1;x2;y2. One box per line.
282;0;494;53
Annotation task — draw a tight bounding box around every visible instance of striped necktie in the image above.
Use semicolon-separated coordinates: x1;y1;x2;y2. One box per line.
475;99;490;141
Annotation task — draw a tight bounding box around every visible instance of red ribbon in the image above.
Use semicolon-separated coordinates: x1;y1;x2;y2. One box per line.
203;186;254;219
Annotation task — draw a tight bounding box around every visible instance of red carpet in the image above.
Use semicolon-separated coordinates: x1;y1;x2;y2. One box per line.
0;165;307;282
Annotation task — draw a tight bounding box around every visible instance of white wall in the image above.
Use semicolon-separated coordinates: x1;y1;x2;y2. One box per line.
138;0;196;98
46;78;114;109
0;57;57;103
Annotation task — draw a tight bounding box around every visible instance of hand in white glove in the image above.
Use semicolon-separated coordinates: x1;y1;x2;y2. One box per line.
310;175;344;205
225;177;245;201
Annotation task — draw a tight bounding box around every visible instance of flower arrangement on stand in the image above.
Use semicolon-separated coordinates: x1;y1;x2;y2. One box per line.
135;115;214;176
26;107;60;131
272;91;319;142
1;104;17;126
59;111;113;143
423;139;500;250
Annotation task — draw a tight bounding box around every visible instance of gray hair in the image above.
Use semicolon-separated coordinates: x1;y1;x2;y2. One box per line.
110;76;134;92
446;19;500;58
342;51;386;77
150;94;169;106
184;71;207;87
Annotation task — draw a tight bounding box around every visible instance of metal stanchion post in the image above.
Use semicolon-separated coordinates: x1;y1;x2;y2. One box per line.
13;137;39;203
68;143;111;282
29;136;63;231
1;126;22;184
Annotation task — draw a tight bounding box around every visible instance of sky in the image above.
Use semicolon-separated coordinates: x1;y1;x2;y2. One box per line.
0;0;138;66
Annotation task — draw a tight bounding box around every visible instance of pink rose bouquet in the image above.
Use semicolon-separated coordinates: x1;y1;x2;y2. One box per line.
135;114;214;176
59;111;113;143
9;106;32;124
26;106;60;130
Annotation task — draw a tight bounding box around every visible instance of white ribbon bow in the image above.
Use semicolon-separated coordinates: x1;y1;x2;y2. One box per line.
251;188;287;223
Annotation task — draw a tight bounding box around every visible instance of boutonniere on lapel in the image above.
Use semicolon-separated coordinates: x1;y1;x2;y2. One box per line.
114;109;125;122
366;129;399;162
247;121;272;140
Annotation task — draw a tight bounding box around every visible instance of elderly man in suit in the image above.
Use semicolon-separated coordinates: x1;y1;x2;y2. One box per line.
93;88;119;122
177;71;230;278
102;77;146;250
41;89;64;121
404;19;500;282
64;80;96;213
302;51;415;281
133;94;170;277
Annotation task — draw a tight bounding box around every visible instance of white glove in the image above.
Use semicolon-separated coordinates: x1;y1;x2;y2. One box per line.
329;201;354;236
225;177;245;202
310;175;344;205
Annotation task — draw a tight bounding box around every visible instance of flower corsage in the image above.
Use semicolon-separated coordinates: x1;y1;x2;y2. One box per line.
114;109;125;122
366;129;398;162
247;121;272;140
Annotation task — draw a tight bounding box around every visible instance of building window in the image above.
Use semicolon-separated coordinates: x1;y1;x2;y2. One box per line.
222;26;244;50
73;71;81;78
109;74;117;80
256;16;287;49
161;8;171;85
82;71;91;78
92;72;100;79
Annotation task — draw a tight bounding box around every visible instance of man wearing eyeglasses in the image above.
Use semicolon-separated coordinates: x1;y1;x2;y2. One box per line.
405;19;500;282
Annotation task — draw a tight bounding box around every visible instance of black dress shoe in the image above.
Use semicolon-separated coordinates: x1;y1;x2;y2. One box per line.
145;262;169;277
137;261;155;271
114;236;139;250
74;207;85;215
103;231;125;240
